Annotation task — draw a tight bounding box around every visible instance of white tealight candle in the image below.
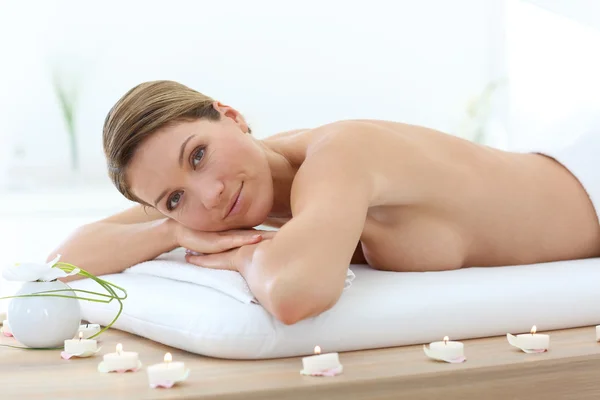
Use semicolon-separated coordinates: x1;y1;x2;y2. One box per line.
147;353;189;388
507;325;550;352
430;336;464;358
65;332;98;354
77;323;101;339
596;325;600;342
423;336;466;363
99;343;140;372
64;332;98;355
301;346;343;376
1;320;12;336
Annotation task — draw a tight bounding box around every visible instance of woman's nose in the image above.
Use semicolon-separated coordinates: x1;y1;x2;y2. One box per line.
194;178;225;210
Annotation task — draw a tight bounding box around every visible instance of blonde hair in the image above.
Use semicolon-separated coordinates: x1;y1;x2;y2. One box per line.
103;80;221;204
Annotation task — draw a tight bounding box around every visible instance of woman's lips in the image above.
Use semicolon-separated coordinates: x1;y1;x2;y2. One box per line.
226;183;243;219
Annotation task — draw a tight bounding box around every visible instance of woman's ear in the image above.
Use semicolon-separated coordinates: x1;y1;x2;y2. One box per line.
212;101;250;134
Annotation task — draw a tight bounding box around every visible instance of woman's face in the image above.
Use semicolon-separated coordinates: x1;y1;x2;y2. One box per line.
127;105;274;231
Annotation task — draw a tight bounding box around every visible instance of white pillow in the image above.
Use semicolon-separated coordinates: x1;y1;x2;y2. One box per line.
69;257;600;359
123;248;355;304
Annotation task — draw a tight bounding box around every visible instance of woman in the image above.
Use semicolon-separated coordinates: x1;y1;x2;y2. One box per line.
52;80;600;325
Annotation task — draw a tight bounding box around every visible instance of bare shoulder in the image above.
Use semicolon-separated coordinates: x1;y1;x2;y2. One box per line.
288;121;384;213
303;119;439;154
301;119;416;175
294;119;462;207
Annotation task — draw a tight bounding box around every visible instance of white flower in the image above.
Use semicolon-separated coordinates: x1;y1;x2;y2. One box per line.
2;254;80;282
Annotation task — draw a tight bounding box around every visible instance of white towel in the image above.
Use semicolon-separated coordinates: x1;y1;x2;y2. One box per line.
123;248;355;304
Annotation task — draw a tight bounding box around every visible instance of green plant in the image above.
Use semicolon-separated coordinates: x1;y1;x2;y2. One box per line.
458;77;508;144
52;69;80;171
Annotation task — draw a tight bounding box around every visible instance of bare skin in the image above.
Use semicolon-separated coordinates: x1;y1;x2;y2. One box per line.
51;106;600;324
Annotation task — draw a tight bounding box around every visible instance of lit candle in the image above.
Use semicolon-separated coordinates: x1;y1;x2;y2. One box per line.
1;320;12;337
65;331;97;354
77;323;101;339
300;346;343;376
147;352;190;388
507;325;550;352
423;336;466;363
97;343;141;373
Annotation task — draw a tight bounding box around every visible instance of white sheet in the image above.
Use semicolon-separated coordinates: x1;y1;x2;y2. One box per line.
69;257;600;359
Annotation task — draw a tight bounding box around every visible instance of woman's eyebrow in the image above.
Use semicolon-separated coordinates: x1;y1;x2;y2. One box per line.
178;134;196;167
154;189;169;207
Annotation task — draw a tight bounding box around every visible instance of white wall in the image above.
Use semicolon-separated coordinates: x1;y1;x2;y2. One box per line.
505;0;600;150
0;0;507;190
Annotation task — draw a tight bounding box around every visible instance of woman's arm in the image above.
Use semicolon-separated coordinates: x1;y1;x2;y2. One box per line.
49;205;177;279
52;205;269;279
188;126;375;324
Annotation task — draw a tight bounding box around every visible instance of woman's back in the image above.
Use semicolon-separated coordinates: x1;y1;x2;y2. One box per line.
264;119;600;271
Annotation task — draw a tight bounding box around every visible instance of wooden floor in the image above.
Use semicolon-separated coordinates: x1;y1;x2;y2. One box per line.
2;326;600;400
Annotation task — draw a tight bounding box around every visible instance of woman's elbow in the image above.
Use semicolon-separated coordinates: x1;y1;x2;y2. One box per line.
265;279;339;325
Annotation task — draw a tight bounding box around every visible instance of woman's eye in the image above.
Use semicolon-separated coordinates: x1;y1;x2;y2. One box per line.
191;147;205;168
167;192;182;211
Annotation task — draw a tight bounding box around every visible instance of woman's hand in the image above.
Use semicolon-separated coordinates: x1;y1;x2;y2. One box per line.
184;232;276;271
172;220;276;256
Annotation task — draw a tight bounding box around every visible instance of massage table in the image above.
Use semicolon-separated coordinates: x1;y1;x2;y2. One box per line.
2;326;600;399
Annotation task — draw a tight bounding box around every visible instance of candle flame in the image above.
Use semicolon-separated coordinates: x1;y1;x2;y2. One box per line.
78;331;83;340
531;325;537;335
314;346;321;355
116;343;123;354
443;336;449;345
164;352;172;363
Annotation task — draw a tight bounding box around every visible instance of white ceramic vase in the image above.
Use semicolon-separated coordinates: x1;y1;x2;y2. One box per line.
8;280;81;348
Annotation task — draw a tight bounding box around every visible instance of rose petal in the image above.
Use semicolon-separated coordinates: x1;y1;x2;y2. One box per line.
2;253;77;282
46;254;61;268
177;369;190;382
61;348;102;359
300;366;343;376
446;356;467;363
97;362;110;373
521;348;547;354
506;333;521;348
506;333;548;353
150;382;176;389
39;267;80;282
423;345;466;363
2;263;48;282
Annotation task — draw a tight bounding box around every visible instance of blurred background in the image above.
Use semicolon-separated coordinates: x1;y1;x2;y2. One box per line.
1;0;600;300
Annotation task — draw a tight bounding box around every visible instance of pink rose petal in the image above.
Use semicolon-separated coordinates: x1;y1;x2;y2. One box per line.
3;331;13;337
61;352;74;360
446;356;467;364
115;368;139;373
522;348;547;354
150;381;176;389
302;366;343;377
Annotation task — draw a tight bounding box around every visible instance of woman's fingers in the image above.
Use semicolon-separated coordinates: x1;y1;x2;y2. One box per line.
216;231;263;251
176;226;265;254
255;230;277;240
185;249;238;271
186;241;264;272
